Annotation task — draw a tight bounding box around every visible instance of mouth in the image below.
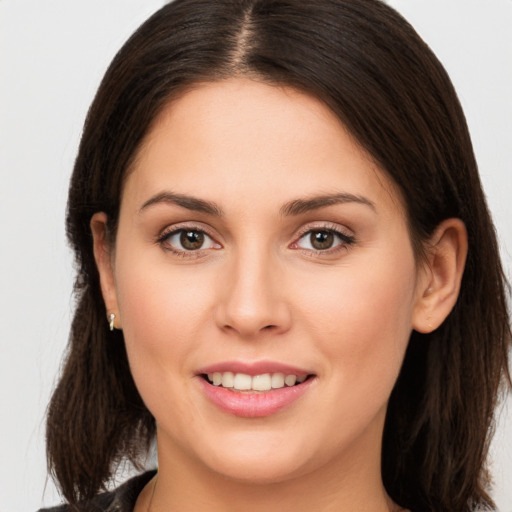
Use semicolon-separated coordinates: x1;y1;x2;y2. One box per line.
196;362;316;417
202;371;313;392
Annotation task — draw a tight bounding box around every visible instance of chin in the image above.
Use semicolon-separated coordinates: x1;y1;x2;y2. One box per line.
210;460;311;486
198;440;321;485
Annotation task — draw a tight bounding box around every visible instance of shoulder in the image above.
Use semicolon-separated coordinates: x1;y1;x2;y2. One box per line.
37;470;157;512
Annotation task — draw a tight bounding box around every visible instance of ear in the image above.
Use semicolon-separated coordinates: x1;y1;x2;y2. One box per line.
91;212;122;330
413;218;468;333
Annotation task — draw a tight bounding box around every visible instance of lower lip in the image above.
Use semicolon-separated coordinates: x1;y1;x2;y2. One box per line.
198;377;314;418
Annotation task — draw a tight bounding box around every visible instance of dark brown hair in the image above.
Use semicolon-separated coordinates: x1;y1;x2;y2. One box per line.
46;1;511;510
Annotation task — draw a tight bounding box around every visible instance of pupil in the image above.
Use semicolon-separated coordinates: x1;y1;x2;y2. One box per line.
180;230;204;250
311;231;333;250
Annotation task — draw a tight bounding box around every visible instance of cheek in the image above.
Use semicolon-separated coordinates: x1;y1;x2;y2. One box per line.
115;216;214;319
296;248;417;389
113;252;216;384
113;260;216;430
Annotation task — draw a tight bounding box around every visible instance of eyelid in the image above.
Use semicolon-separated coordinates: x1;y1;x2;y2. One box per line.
293;222;354;241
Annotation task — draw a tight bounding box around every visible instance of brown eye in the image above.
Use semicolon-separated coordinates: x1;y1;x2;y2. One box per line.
160;228;220;253
310;231;334;250
180;230;205;250
294;227;355;253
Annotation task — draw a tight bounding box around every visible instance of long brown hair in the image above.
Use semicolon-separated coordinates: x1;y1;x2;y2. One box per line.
46;1;511;510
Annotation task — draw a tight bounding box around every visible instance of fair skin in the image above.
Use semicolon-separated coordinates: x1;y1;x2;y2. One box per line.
92;78;467;511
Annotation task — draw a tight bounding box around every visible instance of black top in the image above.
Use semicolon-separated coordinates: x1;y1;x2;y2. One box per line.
38;470;157;512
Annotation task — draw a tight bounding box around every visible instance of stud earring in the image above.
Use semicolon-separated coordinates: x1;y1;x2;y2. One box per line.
109;313;116;331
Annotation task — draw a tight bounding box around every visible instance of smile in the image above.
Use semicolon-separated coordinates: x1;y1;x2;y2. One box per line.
197;363;316;418
205;372;308;391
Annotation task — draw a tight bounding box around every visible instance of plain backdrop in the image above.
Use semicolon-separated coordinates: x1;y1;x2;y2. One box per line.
0;1;511;511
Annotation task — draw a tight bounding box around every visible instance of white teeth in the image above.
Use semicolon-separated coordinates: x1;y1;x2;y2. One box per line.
206;371;308;391
233;373;252;390
284;375;297;386
271;373;285;388
252;373;272;391
221;371;234;388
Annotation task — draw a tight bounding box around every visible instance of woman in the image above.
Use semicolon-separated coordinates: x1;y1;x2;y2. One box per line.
42;0;511;511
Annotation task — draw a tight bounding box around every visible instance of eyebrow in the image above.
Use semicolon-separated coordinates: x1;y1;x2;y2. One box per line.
139;192;224;216
139;191;375;217
280;193;376;216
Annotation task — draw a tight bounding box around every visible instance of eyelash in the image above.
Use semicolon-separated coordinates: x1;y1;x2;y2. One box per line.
156;223;355;258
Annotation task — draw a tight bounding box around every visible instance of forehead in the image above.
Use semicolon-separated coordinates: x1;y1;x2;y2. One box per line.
125;78;405;218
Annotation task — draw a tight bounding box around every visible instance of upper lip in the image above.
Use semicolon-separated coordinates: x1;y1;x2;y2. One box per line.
196;360;313;377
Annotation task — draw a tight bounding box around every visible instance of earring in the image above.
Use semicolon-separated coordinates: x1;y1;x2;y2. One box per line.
109;313;116;331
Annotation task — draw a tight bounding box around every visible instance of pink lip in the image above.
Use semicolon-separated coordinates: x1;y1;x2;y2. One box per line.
195;360;315;418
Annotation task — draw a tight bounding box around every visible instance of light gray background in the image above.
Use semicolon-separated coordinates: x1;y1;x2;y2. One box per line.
1;1;511;511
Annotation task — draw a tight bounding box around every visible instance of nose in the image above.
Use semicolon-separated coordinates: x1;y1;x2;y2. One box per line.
214;248;292;339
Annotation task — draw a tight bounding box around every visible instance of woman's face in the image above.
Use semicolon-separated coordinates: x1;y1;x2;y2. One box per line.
104;79;430;484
